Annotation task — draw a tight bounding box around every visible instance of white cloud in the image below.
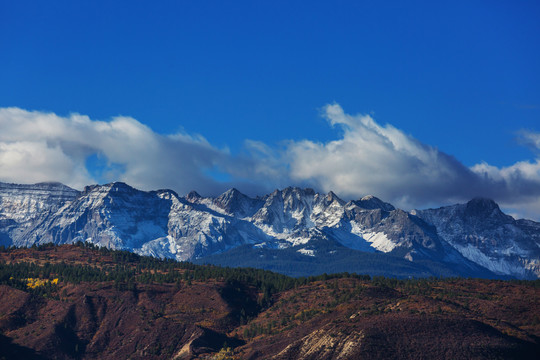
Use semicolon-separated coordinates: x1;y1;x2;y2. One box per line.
0;140;91;186
471;156;540;217
258;104;540;218
1;105;540;220
284;104;483;209
0;107;231;194
518;130;540;151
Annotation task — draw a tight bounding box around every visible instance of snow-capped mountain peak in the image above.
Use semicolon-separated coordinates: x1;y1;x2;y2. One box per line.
464;197;514;223
353;195;395;211
185;190;202;202
415;200;540;279
211;188;262;218
1;181;538;279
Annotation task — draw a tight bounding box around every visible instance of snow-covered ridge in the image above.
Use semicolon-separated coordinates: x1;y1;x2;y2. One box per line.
0;181;539;279
0;181;79;223
414;198;540;279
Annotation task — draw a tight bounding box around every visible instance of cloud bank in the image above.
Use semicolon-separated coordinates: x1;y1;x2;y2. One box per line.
284;105;540;215
1;105;540;219
0;108;232;193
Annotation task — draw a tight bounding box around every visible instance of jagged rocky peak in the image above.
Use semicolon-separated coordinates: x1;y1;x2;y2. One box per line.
185;190;202;203
281;187;317;210
212;188;262;217
1;179;539;279
252;187;317;227
262;187;303;205
353;195;395;211
278;186;315;201
216;188;244;201
83;182;128;198
79;182;160;211
83;184;101;194
106;182;137;192
215;188;253;204
465;197;512;222
151;188;179;200
83;182;137;196
324;191;345;205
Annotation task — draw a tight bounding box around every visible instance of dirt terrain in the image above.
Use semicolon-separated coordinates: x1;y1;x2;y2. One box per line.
0;244;538;359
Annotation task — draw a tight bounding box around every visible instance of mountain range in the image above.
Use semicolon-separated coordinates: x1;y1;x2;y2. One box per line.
0;181;539;279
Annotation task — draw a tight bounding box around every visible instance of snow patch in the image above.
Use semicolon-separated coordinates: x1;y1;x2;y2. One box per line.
297;248;315;257
363;231;396;253
453;243;526;277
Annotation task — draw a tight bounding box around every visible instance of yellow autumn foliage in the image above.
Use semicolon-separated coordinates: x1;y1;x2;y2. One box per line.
25;278;59;289
211;347;236;360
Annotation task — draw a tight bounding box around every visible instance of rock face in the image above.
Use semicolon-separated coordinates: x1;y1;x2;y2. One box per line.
1;181;539;279
0;182;80;247
273;328;365;359
0;182;79;223
414;198;540;279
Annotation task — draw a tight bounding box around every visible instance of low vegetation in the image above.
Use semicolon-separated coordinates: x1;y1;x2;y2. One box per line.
0;243;538;359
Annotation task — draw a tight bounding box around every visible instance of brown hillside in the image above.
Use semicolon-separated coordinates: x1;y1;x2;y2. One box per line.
0;244;539;359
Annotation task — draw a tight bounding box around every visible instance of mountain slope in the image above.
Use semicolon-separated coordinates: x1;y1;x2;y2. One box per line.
1;181;539;279
0;182;80;247
414;198;540;279
0;244;538;359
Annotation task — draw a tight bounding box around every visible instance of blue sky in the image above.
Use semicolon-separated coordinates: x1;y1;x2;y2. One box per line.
1;1;540;218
